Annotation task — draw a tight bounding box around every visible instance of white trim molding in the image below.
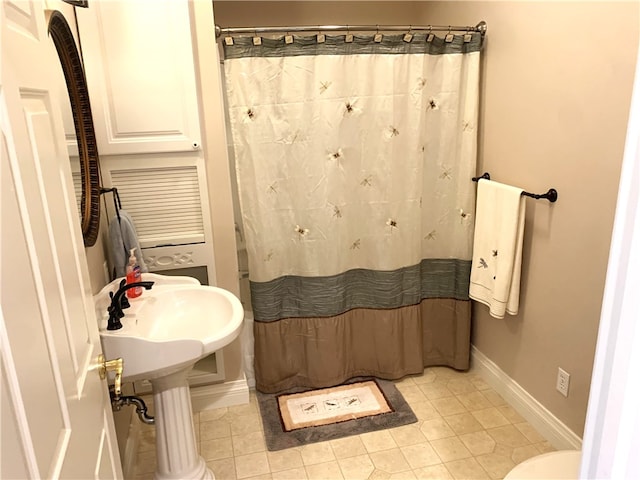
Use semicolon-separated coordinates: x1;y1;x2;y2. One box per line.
190;376;250;412
122;418;141;480
471;345;582;451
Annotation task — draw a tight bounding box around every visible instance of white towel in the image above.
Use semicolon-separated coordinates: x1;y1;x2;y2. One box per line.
469;180;526;319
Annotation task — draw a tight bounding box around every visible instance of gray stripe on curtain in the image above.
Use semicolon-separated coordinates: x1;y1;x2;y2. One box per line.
223;33;483;59
250;258;471;322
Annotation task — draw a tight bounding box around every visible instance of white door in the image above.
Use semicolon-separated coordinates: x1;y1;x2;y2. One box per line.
1;1;122;478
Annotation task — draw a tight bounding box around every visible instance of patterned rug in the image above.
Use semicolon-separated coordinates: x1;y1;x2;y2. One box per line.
256;378;417;451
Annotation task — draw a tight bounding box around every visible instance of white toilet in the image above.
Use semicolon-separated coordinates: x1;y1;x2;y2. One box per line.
504;450;581;479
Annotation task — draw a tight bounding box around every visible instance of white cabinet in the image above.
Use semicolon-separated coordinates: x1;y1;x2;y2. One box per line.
77;0;217;286
77;1;227;389
77;0;201;155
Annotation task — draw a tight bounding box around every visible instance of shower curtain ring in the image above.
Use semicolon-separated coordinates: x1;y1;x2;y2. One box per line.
374;24;383;43
445;25;454;43
463;26;473;43
404;25;413;43
345;24;353;43
252;30;262;46
426;25;434;42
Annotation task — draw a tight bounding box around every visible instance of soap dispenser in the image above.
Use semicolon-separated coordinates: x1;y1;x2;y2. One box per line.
125;248;142;298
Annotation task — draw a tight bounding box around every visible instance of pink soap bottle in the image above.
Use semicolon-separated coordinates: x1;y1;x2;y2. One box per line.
125;248;142;298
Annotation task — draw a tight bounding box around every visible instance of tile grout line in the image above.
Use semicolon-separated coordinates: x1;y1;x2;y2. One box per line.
133;368;554;480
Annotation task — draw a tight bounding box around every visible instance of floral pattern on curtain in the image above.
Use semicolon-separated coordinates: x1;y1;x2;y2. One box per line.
224;33;482;393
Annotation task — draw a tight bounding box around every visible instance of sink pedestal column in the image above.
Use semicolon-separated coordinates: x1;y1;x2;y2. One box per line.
150;368;213;480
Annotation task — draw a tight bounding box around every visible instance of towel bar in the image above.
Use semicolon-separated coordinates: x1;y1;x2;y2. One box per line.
472;172;558;203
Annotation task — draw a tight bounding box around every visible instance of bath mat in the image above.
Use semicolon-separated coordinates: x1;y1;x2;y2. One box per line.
278;380;392;431
256;378;417;451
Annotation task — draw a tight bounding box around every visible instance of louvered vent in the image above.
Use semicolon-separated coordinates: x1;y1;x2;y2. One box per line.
110;166;205;247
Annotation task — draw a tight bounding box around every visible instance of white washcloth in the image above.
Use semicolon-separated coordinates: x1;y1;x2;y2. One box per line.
469;180;526;319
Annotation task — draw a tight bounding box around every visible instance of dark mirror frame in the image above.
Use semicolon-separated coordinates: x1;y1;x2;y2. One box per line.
48;10;101;247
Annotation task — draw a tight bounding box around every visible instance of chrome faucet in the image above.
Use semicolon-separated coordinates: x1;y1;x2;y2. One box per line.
107;280;155;330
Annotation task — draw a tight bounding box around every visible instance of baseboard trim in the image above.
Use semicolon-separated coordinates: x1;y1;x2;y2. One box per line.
190;375;250;412
471;345;582;451
122;414;141;479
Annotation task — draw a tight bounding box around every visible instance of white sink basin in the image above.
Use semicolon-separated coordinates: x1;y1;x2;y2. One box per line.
95;274;244;382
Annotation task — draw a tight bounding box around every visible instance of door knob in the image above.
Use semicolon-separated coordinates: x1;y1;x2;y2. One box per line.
97;354;124;397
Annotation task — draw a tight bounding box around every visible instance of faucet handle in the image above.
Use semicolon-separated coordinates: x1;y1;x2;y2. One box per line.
120;295;130;310
110;280;131;310
108;292;125;318
107;303;124;318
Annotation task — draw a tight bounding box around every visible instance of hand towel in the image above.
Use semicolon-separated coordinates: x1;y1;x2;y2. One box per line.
469;179;526;319
109;210;149;278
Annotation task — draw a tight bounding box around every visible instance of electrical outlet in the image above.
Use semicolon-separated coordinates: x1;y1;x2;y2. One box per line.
556;368;570;397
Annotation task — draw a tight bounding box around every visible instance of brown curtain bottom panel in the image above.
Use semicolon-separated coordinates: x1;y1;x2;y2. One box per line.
253;298;471;393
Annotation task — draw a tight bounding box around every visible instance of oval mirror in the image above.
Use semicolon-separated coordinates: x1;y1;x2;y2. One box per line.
48;10;101;246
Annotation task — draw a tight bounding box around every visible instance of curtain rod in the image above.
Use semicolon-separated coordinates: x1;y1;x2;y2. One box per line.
215;21;487;38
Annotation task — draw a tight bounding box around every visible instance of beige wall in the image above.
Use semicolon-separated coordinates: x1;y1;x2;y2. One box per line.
214;1;424;26
85;213;110;294
421;1;638;436
214;1;639;436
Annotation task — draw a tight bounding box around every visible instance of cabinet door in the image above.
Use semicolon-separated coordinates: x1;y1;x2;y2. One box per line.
77;0;201;154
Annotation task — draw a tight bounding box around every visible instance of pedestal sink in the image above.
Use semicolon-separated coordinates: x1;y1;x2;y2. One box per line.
95;274;244;480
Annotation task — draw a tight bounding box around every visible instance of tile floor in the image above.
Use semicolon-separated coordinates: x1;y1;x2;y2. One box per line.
132;367;554;480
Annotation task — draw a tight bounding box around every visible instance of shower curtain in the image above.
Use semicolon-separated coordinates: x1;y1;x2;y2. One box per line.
224;32;482;393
